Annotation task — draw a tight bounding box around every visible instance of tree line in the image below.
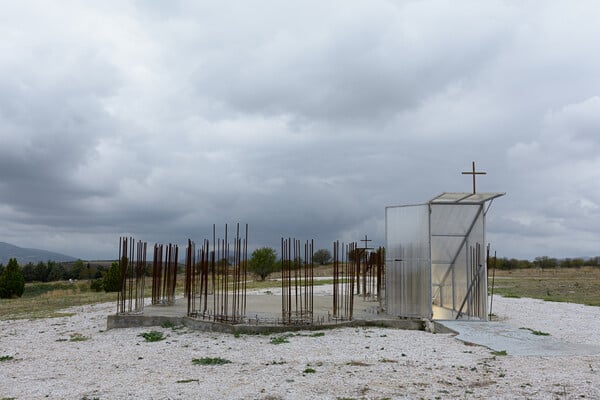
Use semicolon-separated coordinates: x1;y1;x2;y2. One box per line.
493;256;600;270
0;259;105;283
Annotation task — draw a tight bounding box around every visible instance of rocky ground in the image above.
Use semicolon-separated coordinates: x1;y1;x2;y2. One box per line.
0;296;599;399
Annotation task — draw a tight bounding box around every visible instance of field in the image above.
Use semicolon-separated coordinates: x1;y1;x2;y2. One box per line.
2;266;599;321
489;266;600;307
0;281;118;320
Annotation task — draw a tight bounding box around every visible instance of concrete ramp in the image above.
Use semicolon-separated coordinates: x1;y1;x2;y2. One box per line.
439;321;600;357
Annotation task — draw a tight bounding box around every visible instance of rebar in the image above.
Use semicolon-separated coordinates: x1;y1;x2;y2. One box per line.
332;241;356;321
281;238;314;325
117;237;146;314
186;223;248;323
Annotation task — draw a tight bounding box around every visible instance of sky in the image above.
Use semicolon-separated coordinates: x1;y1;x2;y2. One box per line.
1;1;599;261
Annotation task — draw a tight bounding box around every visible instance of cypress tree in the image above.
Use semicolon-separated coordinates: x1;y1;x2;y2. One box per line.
0;258;25;298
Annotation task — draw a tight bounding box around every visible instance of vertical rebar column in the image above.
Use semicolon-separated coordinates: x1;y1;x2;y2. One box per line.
332;241;339;318
116;237;127;314
185;239;195;316
134;240;146;313
117;237;146;314
152;244;163;305
347;242;356;320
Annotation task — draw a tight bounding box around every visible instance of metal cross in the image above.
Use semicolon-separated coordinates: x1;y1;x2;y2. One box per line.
462;161;486;194
360;235;373;250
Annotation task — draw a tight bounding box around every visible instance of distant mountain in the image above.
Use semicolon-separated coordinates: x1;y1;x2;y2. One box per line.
0;242;77;265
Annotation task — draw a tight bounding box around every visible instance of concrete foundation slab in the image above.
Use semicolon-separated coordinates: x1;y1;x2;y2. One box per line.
439;321;600;356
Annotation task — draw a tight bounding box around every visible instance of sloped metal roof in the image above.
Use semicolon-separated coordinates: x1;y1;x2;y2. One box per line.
429;192;505;205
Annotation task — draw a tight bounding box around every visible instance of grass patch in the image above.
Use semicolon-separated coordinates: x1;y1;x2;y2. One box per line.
491;350;507;356
69;333;90;342
176;379;199;383
0;355;14;362
303;367;316;374
0;280;118;321
139;331;166;342
520;327;550;336
491;267;600;306
192;357;231;365
270;336;290;345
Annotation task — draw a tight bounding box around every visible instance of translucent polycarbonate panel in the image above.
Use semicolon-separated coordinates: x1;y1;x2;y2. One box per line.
430;192;472;203
430;203;487;320
430;204;481;236
430;192;505;204
385;205;431;319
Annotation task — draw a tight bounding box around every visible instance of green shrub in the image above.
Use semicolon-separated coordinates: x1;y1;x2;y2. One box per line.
192;357;231;365
90;279;103;292
69;333;90;342
102;261;122;292
0;258;25;299
270;336;289;345
248;247;278;280
139;331;165;342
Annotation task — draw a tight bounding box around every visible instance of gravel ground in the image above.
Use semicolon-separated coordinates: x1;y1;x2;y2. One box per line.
1;296;599;399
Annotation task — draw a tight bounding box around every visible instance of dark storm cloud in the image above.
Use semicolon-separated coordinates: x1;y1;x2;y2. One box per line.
1;1;600;259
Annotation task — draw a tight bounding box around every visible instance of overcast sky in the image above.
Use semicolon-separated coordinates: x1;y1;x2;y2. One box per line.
1;1;599;261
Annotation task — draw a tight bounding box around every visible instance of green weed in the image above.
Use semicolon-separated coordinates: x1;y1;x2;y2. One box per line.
139;331;165;342
520;327;550;336
270;336;289;345
69;333;90;342
192;357;231;365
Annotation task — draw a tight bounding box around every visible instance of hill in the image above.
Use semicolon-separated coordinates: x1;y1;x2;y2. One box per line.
0;242;77;265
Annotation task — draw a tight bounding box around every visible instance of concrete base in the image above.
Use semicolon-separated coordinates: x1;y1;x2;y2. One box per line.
107;294;426;334
439;320;600;356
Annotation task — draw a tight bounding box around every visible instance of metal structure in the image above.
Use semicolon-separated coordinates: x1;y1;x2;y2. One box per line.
117;237;147;314
186;224;248;323
363;246;385;303
281;238;314;324
332;241;356;320
151;243;178;305
385;191;504;320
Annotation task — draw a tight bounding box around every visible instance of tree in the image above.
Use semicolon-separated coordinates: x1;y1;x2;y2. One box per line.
102;261;122;292
21;262;36;282
47;263;66;281
68;259;85;280
33;261;49;282
313;249;332;265
248;247;278;281
533;256;557;270
0;258;25;298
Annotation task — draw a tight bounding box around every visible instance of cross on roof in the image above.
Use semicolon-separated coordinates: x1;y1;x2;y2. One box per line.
462;161;487;194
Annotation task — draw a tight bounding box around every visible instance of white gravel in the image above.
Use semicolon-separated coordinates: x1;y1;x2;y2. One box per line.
1;296;599;399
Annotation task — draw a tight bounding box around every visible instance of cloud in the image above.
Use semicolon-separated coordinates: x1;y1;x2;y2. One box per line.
1;1;600;260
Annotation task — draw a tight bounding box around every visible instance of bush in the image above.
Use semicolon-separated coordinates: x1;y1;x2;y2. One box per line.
90;279;103;292
102;261;122;292
313;249;332;265
248;247;278;281
0;258;25;298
